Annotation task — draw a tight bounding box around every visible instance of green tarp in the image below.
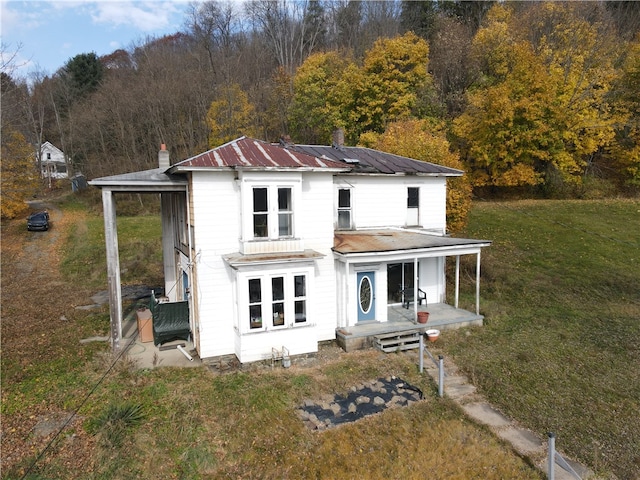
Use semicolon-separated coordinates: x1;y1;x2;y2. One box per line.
149;295;190;346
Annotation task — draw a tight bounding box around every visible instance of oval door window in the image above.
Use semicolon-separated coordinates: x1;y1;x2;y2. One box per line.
359;276;372;313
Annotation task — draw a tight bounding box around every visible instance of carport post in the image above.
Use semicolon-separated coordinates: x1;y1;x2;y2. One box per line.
102;188;123;351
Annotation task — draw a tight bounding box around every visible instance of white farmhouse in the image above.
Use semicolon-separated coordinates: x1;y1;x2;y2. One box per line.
39;141;69;181
90;135;490;364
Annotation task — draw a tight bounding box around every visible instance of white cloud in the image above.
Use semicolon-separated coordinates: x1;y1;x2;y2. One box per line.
90;1;182;32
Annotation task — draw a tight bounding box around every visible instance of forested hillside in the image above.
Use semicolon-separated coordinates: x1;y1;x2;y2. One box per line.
2;1;640;215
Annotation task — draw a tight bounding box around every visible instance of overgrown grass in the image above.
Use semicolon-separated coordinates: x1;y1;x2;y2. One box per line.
6;198;638;479
444;199;640;479
60;214;163;289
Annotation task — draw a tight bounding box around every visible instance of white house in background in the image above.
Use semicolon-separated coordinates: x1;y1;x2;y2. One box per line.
39;141;69;181
90;134;491;364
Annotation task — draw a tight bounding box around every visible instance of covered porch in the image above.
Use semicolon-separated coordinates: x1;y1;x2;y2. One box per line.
336;302;483;352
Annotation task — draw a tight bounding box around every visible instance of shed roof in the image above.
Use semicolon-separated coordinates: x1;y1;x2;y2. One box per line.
89;167;188;192
171;137;350;172
290;145;463;176
333;229;491;255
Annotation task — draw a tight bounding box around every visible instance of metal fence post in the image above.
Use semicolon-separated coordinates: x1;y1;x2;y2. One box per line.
438;355;444;397
548;432;556;480
419;333;424;373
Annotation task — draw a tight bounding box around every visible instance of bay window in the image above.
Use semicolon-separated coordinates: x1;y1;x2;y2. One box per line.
246;273;308;331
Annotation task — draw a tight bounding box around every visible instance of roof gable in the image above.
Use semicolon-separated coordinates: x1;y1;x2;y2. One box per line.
171;137;350;172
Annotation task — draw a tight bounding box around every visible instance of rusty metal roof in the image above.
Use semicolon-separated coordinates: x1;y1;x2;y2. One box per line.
224;249;325;268
171;137;350;171
290;145;463;176
333;229;491;255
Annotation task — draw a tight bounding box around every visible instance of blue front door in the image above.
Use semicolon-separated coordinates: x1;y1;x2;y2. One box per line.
357;271;375;321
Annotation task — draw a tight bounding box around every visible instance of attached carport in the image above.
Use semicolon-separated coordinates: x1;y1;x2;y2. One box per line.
89;155;189;351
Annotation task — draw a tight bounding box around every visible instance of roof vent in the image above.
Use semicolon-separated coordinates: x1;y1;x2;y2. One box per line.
343;158;359;164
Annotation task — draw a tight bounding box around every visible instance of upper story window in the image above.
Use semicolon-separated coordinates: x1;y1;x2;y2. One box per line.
252;186;294;240
407;187;419;226
337;188;352;230
253;188;268;237
46;153;51;160
278;187;292;236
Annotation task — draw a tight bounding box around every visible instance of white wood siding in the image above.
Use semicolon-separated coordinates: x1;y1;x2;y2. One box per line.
299;173;338;341
191;170;338;361
335;176;447;233
190;171;240;359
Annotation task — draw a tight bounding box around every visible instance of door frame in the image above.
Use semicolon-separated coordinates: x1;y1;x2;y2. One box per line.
356;271;376;322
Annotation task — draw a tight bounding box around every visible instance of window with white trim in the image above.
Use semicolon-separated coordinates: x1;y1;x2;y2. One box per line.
246;273;308;331
337;188;352;229
407;187;419;226
249;278;263;329
278;187;292;236
294;275;306;323
251;186;294;239
253;188;268;238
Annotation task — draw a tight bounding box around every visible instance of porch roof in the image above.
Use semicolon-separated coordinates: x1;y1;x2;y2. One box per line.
333;229;491;256
223;249;325;268
88;167;188;192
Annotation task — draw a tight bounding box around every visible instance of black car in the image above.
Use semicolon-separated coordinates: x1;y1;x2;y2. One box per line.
27;211;50;231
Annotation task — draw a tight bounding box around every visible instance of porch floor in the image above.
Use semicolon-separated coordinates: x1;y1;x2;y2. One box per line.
336;303;483;352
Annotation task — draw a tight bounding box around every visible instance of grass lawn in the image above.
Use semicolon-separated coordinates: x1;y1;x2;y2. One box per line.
444;199;640;479
2;197;637;479
1;200;541;480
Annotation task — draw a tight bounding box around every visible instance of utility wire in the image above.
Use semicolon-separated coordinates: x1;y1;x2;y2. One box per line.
20;331;139;480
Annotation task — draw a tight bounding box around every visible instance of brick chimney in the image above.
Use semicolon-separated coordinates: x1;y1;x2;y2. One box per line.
158;144;170;170
332;128;345;149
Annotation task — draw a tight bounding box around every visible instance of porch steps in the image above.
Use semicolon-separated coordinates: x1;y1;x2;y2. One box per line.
374;329;422;353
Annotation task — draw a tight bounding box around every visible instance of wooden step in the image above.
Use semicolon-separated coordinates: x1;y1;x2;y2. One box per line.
374;330;421;353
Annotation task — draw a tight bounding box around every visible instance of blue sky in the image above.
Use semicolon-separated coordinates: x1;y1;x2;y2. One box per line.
1;1;196;79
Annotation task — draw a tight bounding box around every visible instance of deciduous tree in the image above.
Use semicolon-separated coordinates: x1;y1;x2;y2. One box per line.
362;119;471;232
1;129;39;219
207;83;257;147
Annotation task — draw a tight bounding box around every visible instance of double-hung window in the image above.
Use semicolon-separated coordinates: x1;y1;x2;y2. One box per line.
252;186;294;239
294;275;306;323
249;279;263;329
246;273;308;331
407;187;419;226
253;188;269;238
337;188;352;229
278;188;292;236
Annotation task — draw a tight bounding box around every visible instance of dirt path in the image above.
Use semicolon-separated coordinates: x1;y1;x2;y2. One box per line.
1;202;98;476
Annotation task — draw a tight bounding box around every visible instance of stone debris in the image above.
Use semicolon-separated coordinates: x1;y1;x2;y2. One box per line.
297;377;423;430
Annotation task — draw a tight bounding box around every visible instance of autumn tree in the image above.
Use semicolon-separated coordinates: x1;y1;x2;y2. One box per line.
349;31;437;142
453;3;624;191
289;51;355;144
609;34;640;187
1;129;40;219
361;119;471;232
207;83;257;147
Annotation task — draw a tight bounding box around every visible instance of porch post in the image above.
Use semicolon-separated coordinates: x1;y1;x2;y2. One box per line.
475;251;481;315
455;255;460;309
102;188;123;351
413;257;418;320
344;259;350;328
